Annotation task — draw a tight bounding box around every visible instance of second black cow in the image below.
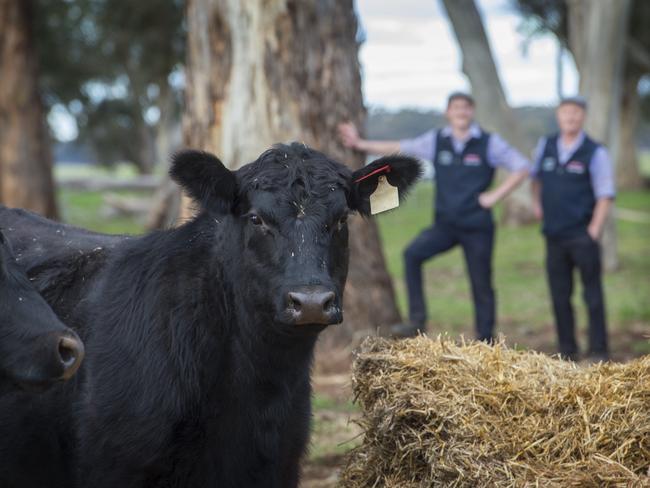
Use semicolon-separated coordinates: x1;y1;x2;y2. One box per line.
0;143;420;487
0;230;85;487
0;230;84;392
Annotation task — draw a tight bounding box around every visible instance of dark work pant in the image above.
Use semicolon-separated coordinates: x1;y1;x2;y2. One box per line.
545;234;608;356
403;224;495;341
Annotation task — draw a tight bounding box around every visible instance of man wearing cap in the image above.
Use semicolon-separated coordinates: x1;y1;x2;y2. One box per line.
338;92;530;340
531;96;614;362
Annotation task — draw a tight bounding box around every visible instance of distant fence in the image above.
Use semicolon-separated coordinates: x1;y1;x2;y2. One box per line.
56;175;161;192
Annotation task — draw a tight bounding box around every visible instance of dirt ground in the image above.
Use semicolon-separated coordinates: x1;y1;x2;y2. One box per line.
302;374;359;488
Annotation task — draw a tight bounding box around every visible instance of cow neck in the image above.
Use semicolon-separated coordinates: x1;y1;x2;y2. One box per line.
228;284;318;384
0;379;15;397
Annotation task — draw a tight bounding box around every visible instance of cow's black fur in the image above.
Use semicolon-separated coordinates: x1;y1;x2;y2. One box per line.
0;208;127;327
0;143;420;487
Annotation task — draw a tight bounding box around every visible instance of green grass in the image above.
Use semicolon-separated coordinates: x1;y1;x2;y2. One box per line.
639;151;650;179
311;395;357;413
55;162;145;180
58;189;147;235
376;183;650;352
309;395;361;461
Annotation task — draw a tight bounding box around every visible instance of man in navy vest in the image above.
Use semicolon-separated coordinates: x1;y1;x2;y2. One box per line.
531;96;614;362
338;92;529;340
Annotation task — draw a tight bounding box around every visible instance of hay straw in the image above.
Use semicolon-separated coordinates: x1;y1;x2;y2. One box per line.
340;336;650;487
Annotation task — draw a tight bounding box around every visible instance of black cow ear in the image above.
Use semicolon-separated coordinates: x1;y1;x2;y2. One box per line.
349;155;422;216
170;150;237;214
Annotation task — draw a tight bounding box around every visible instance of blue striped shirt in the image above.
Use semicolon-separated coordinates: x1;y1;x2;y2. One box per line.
399;124;530;173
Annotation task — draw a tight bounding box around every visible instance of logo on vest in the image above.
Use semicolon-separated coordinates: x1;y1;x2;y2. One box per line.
542;157;556;172
438;150;453;165
566;161;586;174
463;153;482;166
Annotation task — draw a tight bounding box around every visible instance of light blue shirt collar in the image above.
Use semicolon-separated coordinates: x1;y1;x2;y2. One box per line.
440;123;482;154
557;131;586;164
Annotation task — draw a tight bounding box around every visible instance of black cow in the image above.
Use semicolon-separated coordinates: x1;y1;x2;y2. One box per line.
0;143;420;487
0;229;84;392
0;230;85;487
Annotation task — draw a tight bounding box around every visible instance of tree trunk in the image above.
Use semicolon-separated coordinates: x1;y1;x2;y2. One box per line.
146;175;183;229
568;0;631;271
153;83;182;171
0;0;58;218
616;68;642;190
441;0;535;226
183;0;401;372
147;85;183;230
556;42;564;99
616;0;650;191
567;0;588;74
135;120;156;175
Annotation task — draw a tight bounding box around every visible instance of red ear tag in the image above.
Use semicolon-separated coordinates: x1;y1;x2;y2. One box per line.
354;164;391;183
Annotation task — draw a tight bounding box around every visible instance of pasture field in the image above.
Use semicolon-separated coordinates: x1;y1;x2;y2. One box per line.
377;183;650;359
55;169;649;487
59;181;650;358
639;150;650;178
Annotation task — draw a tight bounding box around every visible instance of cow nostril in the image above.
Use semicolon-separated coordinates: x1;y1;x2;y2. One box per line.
322;292;335;312
58;336;85;380
287;292;302;311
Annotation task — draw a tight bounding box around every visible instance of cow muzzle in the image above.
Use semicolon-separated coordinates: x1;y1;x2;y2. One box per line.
10;330;85;392
284;285;341;326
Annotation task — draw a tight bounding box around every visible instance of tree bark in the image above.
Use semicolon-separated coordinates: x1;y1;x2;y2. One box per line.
147;85;182;229
146;173;182;229
567;0;588;74
616;68;642;190
615;0;650;191
153;83;182;171
0;0;58;218
441;0;535;226
567;0;631;271
183;0;401;371
556;42;564;99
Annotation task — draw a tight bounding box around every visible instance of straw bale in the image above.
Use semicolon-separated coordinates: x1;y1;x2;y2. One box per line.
340;336;650;487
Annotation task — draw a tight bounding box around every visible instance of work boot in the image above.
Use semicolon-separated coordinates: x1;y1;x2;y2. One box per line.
388;322;425;338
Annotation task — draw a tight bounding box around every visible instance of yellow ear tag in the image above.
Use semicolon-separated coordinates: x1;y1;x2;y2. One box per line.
369;175;399;215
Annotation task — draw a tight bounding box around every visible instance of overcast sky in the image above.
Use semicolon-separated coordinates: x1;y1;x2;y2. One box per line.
356;0;579;111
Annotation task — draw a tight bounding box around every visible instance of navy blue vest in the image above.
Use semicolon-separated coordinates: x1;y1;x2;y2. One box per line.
539;133;599;239
432;129;494;230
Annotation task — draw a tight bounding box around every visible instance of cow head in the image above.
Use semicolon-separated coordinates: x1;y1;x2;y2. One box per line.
0;230;85;390
171;143;420;333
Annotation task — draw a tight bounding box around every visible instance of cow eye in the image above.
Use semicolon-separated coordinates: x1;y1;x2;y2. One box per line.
249;214;263;226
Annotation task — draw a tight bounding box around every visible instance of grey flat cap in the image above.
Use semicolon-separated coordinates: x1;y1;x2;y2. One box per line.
559;95;587;109
447;91;475;106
